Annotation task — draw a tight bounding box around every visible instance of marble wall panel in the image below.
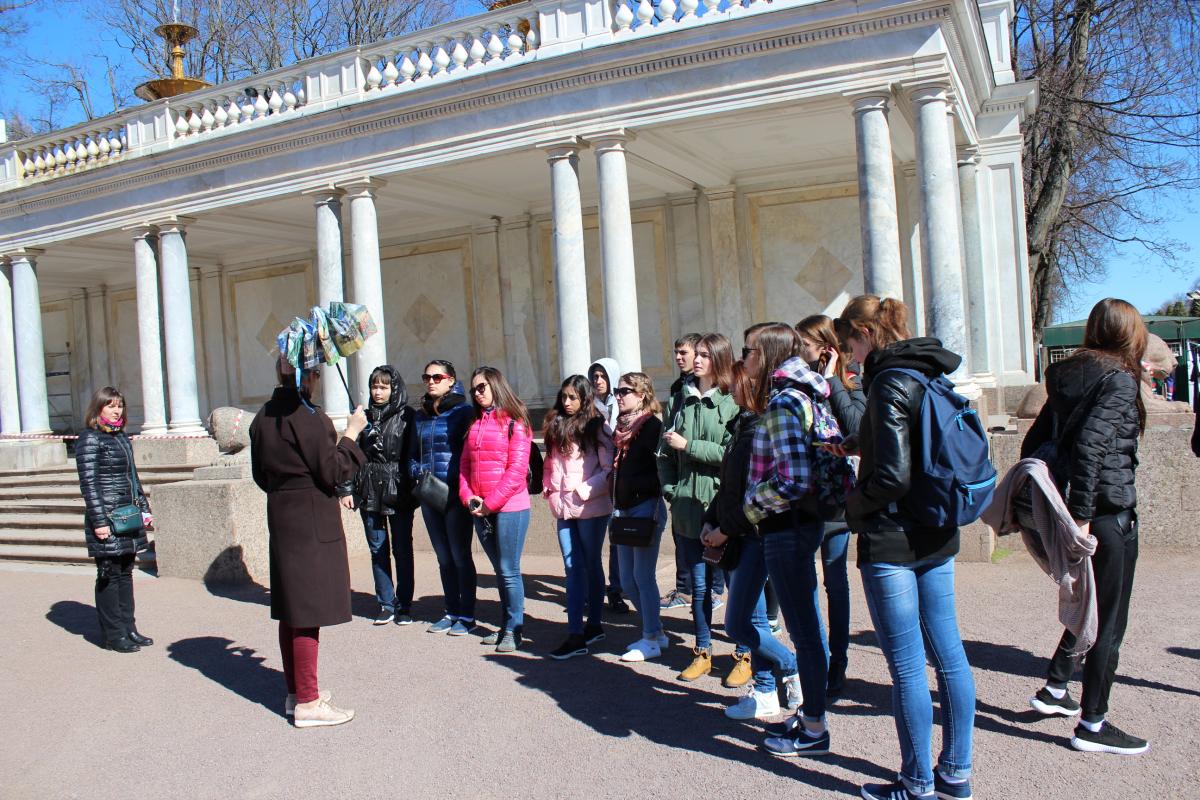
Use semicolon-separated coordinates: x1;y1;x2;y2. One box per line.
227;263;313;406
379;237;475;400
747;186;864;324
40;301;75;431
106;288;144;425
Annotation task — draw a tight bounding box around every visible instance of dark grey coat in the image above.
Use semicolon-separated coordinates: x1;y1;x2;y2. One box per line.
75;428;150;558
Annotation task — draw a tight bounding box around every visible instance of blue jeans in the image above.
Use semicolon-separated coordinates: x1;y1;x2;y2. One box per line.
676;535;715;650
821;524;851;667
763;523;828;720
861;556;975;795
557;514;611;634
475;509;530;634
422;501;477;620
614;498;668;639
362;509;415;614
726;535;798;693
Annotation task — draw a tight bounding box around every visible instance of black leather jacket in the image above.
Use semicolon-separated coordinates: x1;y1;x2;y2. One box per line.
1021;352;1140;520
75;428;150;558
703;410;759;539
846;338;962;565
338;366;417;514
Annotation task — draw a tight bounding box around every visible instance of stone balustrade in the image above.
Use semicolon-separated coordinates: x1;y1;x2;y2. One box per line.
1;0;817;192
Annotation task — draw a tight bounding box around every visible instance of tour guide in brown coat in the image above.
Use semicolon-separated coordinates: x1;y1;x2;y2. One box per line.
250;356;367;728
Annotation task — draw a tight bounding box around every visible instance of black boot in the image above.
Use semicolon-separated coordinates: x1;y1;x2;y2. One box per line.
127;630;154;646
102;637;141;653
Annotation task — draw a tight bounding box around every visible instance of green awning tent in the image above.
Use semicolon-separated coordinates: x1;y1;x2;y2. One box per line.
1042;315;1200;348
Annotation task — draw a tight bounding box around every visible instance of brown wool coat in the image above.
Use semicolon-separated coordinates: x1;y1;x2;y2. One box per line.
250;387;365;628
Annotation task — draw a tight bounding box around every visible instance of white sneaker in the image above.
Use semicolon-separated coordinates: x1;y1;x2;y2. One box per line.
293;697;355;728
782;673;803;711
725;687;782;720
620;638;663;662
625;632;669;650
285;689;331;717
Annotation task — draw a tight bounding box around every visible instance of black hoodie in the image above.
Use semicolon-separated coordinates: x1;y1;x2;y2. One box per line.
847;337;964;565
340;366;417;514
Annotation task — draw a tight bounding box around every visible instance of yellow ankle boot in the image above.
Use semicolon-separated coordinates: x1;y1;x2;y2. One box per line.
679;647;712;681
723;650;753;688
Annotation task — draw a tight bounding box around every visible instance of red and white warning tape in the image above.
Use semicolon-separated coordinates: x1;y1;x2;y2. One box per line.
0;432;211;441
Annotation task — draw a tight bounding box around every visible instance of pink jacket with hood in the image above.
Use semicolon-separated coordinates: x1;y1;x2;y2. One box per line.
458;408;532;513
542;423;615;520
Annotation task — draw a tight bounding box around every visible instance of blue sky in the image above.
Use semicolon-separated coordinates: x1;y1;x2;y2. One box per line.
4;5;1196;323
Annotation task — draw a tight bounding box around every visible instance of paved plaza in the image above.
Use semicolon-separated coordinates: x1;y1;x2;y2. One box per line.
5;550;1197;799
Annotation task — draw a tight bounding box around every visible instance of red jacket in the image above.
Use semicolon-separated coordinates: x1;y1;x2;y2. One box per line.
459;408;532;513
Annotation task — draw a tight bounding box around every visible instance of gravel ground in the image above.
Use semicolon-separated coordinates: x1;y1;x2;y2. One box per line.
3;549;1197;799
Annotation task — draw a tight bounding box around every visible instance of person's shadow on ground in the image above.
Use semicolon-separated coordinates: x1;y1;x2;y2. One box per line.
489;650;892;793
46;600;103;647
167;637;284;717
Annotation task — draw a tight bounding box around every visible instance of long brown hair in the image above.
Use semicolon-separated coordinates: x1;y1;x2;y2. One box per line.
468;366;531;431
797;314;857;390
744;322;802;413
730;360;759;413
543;374;602;454
84;386;126;430
836;295;911;350
1078;298;1148;432
696;332;735;394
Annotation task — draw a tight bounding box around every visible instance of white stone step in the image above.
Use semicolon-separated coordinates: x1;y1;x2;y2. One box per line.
0;527;83;547
0;512;87;529
0;543;92;565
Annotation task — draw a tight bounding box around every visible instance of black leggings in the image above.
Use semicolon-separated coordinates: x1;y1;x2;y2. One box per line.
1046;511;1138;722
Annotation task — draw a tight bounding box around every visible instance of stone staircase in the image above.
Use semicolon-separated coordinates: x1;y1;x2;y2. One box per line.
0;463;202;567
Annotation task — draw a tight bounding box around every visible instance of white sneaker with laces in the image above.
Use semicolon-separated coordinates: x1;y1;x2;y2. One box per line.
620;638;663;662
782;673;803;710
725;687;781;720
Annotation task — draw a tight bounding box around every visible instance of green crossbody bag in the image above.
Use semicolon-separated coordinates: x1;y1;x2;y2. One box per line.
107;437;145;537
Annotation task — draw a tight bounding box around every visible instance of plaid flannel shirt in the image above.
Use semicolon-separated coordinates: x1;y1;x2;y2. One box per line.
744;357;829;524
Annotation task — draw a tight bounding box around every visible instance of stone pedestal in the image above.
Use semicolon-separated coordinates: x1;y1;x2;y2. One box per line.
132;436;219;467
0;439;68;470
153;477;270;584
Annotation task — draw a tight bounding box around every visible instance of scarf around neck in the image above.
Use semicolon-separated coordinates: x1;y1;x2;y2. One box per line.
97;418;125;434
612;410;651;456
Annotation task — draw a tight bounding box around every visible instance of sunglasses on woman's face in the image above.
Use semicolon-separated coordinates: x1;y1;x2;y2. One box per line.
471;383;489;395
741;346;759;360
615;387;637;397
421;373;450;383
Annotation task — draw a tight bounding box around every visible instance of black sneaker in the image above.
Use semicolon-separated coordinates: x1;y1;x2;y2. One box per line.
373;609;394;625
1030;686;1080;716
933;772;973;800
764;712;803;737
860;782;933;800
762;727;831;757
1070;721;1149;755
607;593;632;614
549;635;588;660
826;661;846;699
583;624;605;644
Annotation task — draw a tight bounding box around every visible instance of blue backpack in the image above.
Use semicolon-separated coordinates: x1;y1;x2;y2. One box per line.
882;368;996;527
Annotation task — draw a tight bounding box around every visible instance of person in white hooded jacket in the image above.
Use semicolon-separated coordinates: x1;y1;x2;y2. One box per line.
589;357;630;614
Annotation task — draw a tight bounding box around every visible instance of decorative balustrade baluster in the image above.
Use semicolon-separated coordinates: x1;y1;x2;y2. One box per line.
382;60;400;87
366;63;383;90
417;44;434;80
254;91;270;119
680;0;699;18
268;86;283;114
451;36;469;71
468;29;487;67
283;83;299;110
659;0;678;23
399;51;417;82
636;0;655;27
702;0;720;16
615;1;635;32
201;106;216;132
432;42;451;76
214;100;229;127
486;29;505;62
86;137;100;162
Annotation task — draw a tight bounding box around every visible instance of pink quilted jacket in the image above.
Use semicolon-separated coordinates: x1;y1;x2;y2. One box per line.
458;409;532;513
542;429;615;520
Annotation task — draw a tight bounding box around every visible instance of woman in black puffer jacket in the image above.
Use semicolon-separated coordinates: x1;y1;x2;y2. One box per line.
339;366;417;625
1021;298;1149;756
75;387;152;653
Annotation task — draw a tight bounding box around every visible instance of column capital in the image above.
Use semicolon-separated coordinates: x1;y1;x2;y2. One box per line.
3;247;45;263
301;185;346;205
537;135;585;161
123;223;158;240
905;82;954;106
339;176;387;199
148;215;196;235
846;92;893;115
957;147;981;168
702;185;738;202
586;128;636;153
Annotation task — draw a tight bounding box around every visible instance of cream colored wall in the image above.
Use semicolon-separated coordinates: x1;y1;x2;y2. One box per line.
225;261;315;406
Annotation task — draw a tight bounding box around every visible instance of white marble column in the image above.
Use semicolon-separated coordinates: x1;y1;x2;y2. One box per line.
851;95;904;299
129;225;168;435
0;258;20;434
9;249;52;433
592;130;642;372
958;150;996;387
540;138;592;379
156;218;205;433
305;187;350;420
342;178;389;404
910;85;972;389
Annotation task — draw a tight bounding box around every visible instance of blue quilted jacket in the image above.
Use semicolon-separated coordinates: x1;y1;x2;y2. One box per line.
409;387;473;488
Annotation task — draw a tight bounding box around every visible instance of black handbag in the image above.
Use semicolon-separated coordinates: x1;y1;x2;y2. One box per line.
703;535;742;571
413;471;449;512
610;515;655;547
